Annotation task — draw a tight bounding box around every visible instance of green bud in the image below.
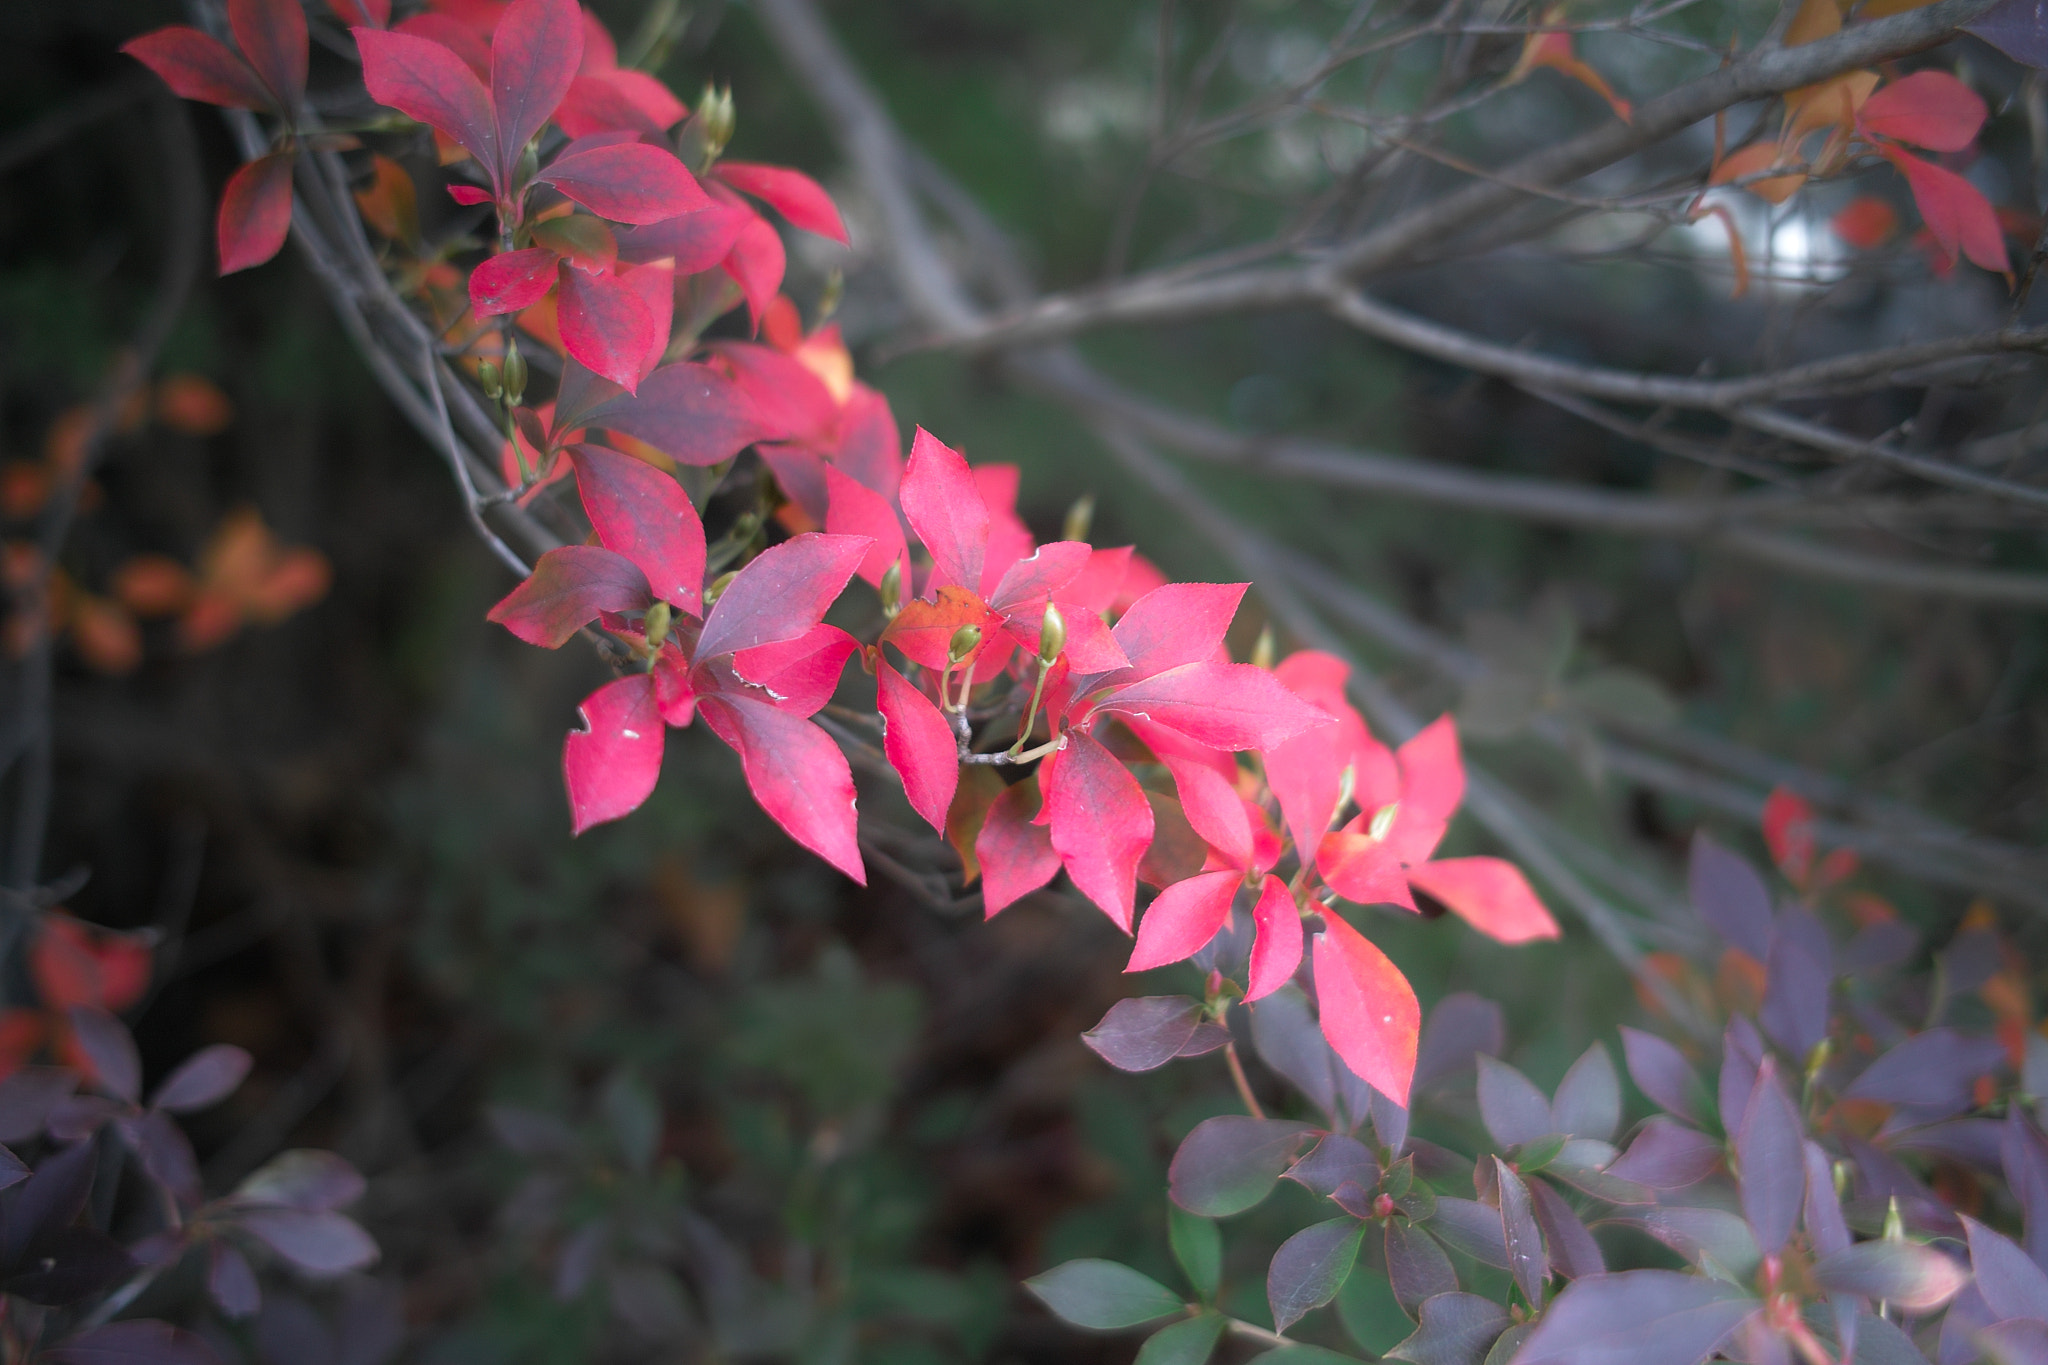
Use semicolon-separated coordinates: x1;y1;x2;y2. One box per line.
1334;763;1356;821
1368;801;1400;843
817;268;844;324
1883;1196;1905;1241
1251;624;1276;672
678;84;736;171
947;624;982;663
1037;601;1066;664
515;140;541;191
878;561;904;618
643;599;673;648
705;569;739;605
477;359;503;401
501;340;529;406
1804;1037;1832;1084
1062;493;1095;545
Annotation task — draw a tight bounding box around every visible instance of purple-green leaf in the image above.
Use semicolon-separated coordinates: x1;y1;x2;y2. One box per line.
1169;1117;1315;1217
1736;1058;1805;1258
1384;1292;1511;1365
1386;1218;1458;1318
1607;1119;1721;1190
1269;1218;1365;1332
1513;1270;1756;1365
1026;1259;1184;1329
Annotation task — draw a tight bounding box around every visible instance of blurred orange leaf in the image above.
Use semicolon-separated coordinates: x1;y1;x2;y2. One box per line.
154;374;235;436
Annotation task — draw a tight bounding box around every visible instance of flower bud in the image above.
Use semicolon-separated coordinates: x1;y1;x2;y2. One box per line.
501;340;529;407
515;141;541;191
1367;801;1399;843
643;599;672;648
878;560;904;618
705;569;738;605
1037;601;1065;664
947;624;982;663
477;359;503;401
1062;493;1095;545
817;268;844;324
1251;624;1275;672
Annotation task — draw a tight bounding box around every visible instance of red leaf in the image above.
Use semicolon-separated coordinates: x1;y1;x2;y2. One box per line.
1101;583;1247;688
1407;857;1560;944
1050;607;1131;673
881;584;1002;672
1046;730;1155;931
987;541;1092;616
615;201;751;273
447;183;493;205
694;532;869;661
1129;869;1241;971
1062;546;1134;614
32;917;153;1013
1313;913;1420;1105
653;643;696;726
729;624;856;716
568;444;704;612
823;465;906;587
394;12;490;76
486;544;649;647
1141;731;1252;868
468;247;559;316
722;213;786;332
328;0;391;26
229;0;308;111
877;663;959;833
538;140;709;225
1396;715;1465;828
562;675;663;834
836;385;903;498
1832;195;1898;249
356;27;500;188
556;69;685;139
699;695;865;882
121;28;273;110
1317;832;1420;911
900;427;988;595
1247;875;1302;1001
582;361;771;466
1761;785;1815;884
557;266;658;391
216;151;295;275
1858;70;1986;152
489;0;582;180
1886;148;2008;274
1095;662;1329;753
977;778;1060;916
715;341;838;447
716;162;849;243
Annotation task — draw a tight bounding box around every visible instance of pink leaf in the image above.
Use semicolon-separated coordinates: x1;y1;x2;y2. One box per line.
557;265;658;391
722;213;786;332
695;532;869;661
1053;607;1131;673
1128;869;1241;972
877;663;959;833
760;447;830;522
563;675;664;834
486;544;649;647
1045;730;1155;931
356;27;499;186
1316;831;1420;911
490;0;583;178
1266;651;1375;863
1062;546;1134;613
899;427;988;595
1313;912;1420;1106
328;0;391;26
977;779;1060;916
974;465;1035;596
1858;70;1986;152
715;342;838;448
823;466;907;587
729;624;856;717
555;69;686;138
614;202;749;273
568;444;705;613
393;12;489;77
1891;149;2009;275
1149;738;1253;869
537;141;709;225
1247;875;1302;1001
1761;785;1816;885
653;645;696;726
618;260;674;387
987;541;1092;615
835;385;903;498
1095;662;1330;752
216;151;295;275
1101;583;1247;687
1407;857;1561;945
447;183;493;205
229;0;308;111
1397;715;1465;828
121;28;273;110
468;247;559;316
582;361;771;466
716;162;849;243
699;695;865;883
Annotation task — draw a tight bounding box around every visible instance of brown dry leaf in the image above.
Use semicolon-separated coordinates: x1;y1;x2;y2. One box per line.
653;856;747;971
1784;70;1878;150
1785;0;1843;45
0;463;49;519
946;766;1007;885
354;153;420;246
1712;143;1808;203
70;595;141;674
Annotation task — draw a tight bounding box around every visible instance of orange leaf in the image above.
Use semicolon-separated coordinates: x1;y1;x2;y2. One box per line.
111;555;197;617
0;462;50;519
1785;0;1842;45
153;374;235;436
1784;71;1878;150
353;153;420;245
1712;143;1807;204
1832;195;1898;248
71;595;142;674
1516;29;1633;121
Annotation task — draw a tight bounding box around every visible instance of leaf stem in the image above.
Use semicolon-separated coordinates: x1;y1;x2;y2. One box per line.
1224;1041;1265;1120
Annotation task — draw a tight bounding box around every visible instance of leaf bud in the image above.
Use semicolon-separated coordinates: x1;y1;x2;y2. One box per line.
705;569;738;606
1251;624;1275;672
817;269;843;325
1368;801;1399;843
878;561;904;618
515;140;541;191
947;624;982;663
501;340;529;406
1883;1196;1904;1242
477;359;503;401
1037;601;1066;664
643;599;672;649
1061;493;1095;544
